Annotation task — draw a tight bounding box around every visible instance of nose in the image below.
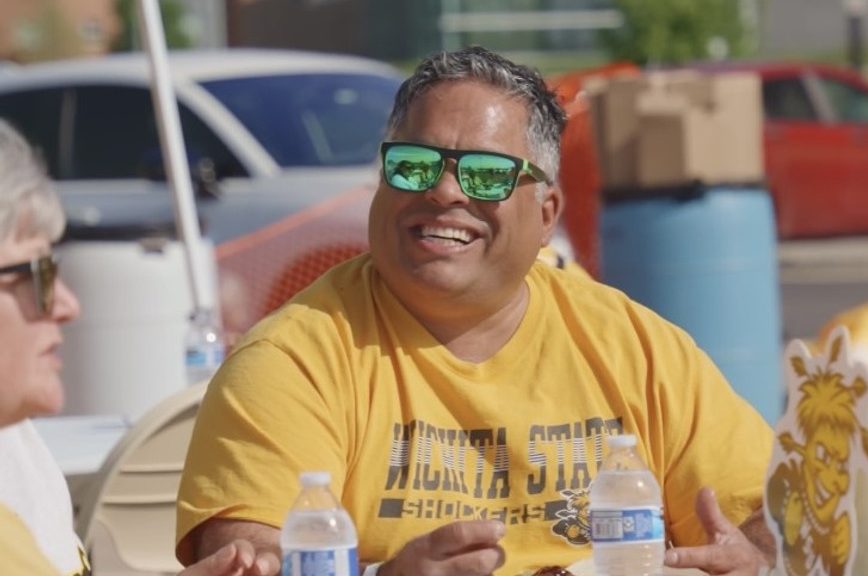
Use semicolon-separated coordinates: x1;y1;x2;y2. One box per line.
52;278;81;323
424;162;470;207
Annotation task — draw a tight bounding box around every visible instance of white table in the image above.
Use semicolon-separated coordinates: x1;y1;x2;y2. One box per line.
568;558;706;575
33;414;131;477
33;415;132;526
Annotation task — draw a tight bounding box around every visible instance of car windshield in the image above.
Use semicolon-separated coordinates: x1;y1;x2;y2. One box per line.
200;72;401;167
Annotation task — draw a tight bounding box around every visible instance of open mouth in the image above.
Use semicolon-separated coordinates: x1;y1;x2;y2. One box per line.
813;475;833;509
415;225;474;246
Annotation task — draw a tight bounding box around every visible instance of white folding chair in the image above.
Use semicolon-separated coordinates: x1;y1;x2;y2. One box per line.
76;382;207;575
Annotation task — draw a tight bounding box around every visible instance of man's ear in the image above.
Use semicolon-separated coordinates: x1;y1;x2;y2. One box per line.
540;184;563;245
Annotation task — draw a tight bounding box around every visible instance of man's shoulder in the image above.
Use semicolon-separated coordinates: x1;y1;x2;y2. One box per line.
237;254;375;346
273;254;373;313
529;261;688;336
530;259;623;306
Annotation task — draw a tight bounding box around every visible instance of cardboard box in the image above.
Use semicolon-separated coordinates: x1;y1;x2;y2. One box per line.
594;74;645;188
705;72;764;183
588;70;765;191
636;91;715;188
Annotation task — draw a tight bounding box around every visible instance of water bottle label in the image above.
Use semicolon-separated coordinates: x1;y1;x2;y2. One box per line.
185;346;224;368
590;506;664;544
282;548;359;576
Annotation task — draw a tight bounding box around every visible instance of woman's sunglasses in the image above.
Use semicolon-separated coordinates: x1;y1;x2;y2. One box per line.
380;141;551;202
0;254;59;316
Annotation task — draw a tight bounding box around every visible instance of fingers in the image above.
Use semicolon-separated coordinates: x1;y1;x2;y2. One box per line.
694;486;737;543
439;545;506;576
665;541;765;574
426;520;506;558
665;487;768;574
252;550;281;576
180;541;243;576
383;520;506;576
177;539;279;576
224;539;278;576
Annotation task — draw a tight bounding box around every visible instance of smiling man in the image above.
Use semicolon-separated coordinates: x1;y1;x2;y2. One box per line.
177;46;776;576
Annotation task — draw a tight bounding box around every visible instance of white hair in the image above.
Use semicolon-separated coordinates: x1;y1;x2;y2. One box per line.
0;119;65;242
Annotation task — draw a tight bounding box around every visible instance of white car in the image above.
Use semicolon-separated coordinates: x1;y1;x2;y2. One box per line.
0;48;403;334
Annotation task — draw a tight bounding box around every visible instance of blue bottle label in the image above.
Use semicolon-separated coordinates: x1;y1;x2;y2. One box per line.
185;345;224;368
590;506;664;543
282;548;359;576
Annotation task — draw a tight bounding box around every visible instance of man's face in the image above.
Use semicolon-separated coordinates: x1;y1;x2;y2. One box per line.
0;234;80;425
368;80;558;312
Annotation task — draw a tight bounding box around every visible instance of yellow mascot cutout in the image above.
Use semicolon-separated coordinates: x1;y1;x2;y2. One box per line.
765;326;868;575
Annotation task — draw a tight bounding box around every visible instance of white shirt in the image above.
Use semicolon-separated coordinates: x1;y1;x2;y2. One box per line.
0;419;88;575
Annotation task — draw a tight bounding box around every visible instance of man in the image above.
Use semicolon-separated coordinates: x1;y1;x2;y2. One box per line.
177;47;775;576
0;118;276;576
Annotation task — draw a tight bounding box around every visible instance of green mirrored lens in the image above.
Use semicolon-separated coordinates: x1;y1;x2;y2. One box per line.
384;145;443;191
458;154;518;200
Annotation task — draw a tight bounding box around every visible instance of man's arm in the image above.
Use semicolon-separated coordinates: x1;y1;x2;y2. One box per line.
189;518;281;576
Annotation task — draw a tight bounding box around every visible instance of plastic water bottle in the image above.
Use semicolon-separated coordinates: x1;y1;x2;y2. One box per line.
281;471;359;576
589;434;664;576
184;307;225;385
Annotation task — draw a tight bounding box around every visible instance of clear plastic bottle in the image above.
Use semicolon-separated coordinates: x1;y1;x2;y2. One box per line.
589;434;664;576
281;471;359;576
184;307;225;385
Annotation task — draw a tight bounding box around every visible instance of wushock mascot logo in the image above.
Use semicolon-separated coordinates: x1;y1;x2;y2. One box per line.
765;327;868;576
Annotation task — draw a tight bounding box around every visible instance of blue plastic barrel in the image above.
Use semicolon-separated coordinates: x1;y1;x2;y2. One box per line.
601;186;782;423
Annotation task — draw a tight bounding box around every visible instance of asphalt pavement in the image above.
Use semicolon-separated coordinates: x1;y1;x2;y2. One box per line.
778;236;868;341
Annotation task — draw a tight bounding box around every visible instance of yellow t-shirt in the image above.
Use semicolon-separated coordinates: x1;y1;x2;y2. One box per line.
0;503;60;575
177;254;772;575
816;301;868;363
536;245;591;280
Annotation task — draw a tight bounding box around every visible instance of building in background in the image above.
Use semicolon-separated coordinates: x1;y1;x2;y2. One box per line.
0;0;863;71
761;0;858;57
0;0;119;62
223;0;865;68
223;0;622;62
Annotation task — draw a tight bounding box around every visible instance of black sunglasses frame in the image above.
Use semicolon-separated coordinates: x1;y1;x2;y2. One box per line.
380;141;552;201
0;254;59;316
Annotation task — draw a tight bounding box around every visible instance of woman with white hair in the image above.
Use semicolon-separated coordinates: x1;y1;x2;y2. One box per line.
0;119;277;575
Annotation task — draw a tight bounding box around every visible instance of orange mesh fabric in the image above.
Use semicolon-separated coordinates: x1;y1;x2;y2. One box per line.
215;186;372;341
547;62;640;279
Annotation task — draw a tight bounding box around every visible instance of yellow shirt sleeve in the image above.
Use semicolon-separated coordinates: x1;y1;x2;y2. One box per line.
0;504;60;575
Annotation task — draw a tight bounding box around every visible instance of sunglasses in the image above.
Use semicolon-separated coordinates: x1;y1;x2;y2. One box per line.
0;254;59;316
380;141;551;202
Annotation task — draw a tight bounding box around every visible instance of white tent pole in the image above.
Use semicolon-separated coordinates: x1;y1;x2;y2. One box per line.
137;0;212;312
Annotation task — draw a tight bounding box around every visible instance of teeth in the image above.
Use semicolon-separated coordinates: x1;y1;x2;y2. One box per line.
814;477;831;506
420;226;472;243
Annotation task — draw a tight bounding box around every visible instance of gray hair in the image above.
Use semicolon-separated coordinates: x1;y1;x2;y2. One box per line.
0;119;65;242
386;46;567;187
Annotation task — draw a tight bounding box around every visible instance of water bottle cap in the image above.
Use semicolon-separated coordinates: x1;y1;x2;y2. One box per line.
299;471;332;487
606;434;637;449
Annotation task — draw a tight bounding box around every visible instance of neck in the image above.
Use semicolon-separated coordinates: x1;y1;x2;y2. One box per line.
400;281;530;363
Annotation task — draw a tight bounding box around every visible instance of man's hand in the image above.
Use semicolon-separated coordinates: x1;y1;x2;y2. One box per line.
378;520;506;576
664;487;773;575
186;519;281;576
180;539;280;576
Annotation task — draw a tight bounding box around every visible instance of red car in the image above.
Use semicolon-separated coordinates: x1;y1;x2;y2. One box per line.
745;62;868;239
551;61;868;252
